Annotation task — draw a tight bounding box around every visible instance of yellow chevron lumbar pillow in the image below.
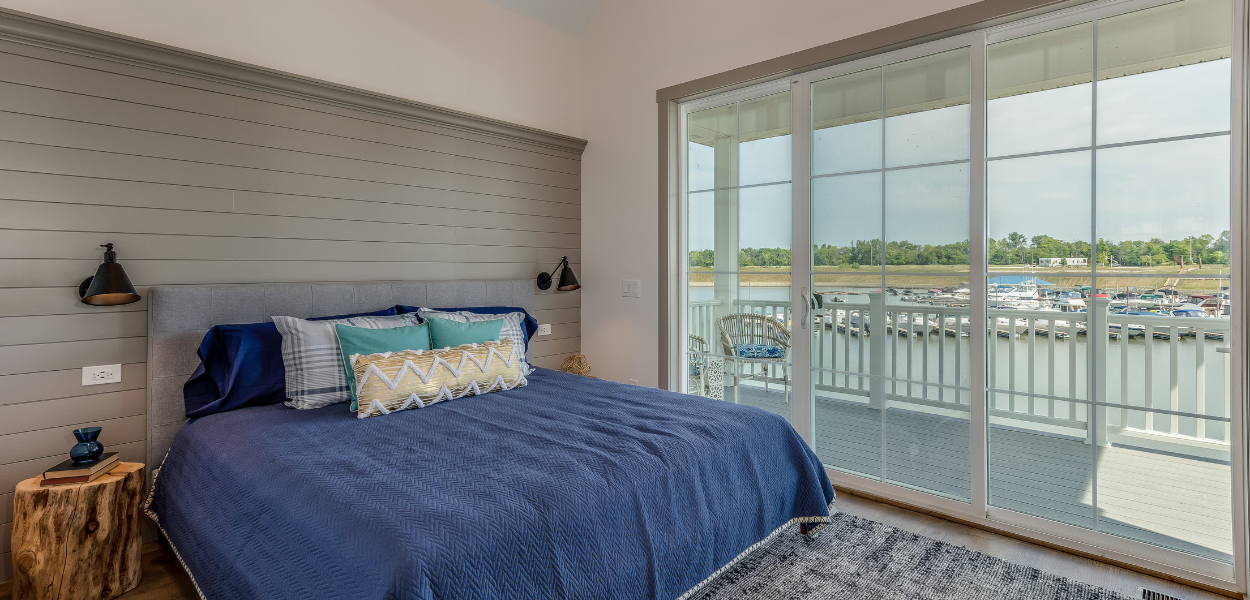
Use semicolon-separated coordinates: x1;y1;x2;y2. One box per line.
350;338;526;419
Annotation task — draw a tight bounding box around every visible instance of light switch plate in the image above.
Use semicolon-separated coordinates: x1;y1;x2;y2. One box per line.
622;279;641;298
83;364;121;386
629;379;639;385
536;324;552;336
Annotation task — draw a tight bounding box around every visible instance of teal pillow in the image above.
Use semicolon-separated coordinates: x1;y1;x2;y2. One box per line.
335;323;431;411
427;316;504;349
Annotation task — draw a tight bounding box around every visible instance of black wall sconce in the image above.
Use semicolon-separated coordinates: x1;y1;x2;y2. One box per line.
537;256;580;292
79;243;141;306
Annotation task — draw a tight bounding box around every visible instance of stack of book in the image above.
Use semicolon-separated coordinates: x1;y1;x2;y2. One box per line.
41;452;120;486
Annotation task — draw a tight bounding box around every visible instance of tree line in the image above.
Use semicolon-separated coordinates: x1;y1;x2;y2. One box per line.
688;231;1230;268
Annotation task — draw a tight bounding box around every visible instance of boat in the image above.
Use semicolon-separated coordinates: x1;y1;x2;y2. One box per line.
1108;308;1150;337
1167;304;1225;337
1200;295;1230;317
988;280;1044;309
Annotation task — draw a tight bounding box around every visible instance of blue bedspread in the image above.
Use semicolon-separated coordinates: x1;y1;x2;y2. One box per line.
147;368;835;600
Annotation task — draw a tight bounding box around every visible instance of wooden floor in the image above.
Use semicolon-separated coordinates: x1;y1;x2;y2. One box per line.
729;383;1235;564
0;490;1228;600
0;541;199;600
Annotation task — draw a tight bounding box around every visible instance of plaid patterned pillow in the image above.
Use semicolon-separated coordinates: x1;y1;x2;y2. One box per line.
273;313;420;409
417;309;532;374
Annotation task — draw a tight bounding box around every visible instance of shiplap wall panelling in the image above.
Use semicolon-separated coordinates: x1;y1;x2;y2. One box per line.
0;39;584;162
0;23;582;585
530;291;582;370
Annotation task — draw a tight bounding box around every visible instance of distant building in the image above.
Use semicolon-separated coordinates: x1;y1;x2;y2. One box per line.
1039;258;1064;267
1065;257;1088;267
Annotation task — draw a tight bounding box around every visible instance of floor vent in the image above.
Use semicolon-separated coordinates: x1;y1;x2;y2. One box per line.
1138;588;1184;600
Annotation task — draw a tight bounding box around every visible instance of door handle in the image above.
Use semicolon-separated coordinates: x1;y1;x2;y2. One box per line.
800;287;809;330
1217;347;1232;354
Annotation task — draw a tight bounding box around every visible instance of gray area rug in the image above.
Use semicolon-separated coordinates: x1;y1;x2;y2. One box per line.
690;513;1133;600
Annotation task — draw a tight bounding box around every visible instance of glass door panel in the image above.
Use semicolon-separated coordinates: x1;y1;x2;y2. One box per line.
685;91;793;420
810;47;973;501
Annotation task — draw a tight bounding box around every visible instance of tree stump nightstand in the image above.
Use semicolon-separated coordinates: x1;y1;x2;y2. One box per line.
11;462;144;600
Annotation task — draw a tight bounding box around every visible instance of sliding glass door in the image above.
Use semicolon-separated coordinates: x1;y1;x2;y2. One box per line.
678;0;1243;585
985;0;1236;564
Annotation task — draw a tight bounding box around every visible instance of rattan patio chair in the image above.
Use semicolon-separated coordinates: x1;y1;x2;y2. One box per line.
717;313;791;403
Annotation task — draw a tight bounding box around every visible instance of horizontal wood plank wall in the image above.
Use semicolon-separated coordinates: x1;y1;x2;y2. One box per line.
0;34;583;583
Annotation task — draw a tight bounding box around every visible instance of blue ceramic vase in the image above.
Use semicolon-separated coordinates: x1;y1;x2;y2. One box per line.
70;427;104;463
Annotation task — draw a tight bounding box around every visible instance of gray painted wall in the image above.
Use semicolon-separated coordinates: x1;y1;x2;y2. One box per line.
0;30;582;581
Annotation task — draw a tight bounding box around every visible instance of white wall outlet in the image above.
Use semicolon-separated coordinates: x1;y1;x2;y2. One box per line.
628;379;639;385
622;279;641;298
536;324;552;336
82;364;121;386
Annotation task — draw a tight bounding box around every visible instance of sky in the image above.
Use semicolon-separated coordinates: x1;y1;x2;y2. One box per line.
688;59;1232;253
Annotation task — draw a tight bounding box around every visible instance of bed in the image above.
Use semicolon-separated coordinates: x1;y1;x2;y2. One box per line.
143;279;835;600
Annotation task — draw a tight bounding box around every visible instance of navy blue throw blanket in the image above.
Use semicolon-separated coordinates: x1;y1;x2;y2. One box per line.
148;369;835;600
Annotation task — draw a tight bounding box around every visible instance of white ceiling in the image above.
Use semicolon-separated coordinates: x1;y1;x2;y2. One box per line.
482;0;603;35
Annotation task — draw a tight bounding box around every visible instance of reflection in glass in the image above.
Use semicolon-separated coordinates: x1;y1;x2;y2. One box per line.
813;68;882;175
739;91;792;186
884;163;970;268
884;48;971;167
739;184;792;266
1097;0;1232;145
687;103;736;191
987;151;1092;269
1096;136;1230;247
987;23;1092;157
813;174;882;268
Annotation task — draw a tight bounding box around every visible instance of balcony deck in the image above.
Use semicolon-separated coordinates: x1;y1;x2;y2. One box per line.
724;383;1234;564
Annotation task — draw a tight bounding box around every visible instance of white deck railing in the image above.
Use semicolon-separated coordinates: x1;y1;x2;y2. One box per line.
689;294;1232;446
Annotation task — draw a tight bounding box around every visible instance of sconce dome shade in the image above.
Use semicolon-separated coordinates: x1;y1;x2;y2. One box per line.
537;256;580;292
556;265;580;291
80;245;141;306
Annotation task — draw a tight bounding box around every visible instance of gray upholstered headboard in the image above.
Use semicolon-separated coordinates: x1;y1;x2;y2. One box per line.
145;279;535;486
